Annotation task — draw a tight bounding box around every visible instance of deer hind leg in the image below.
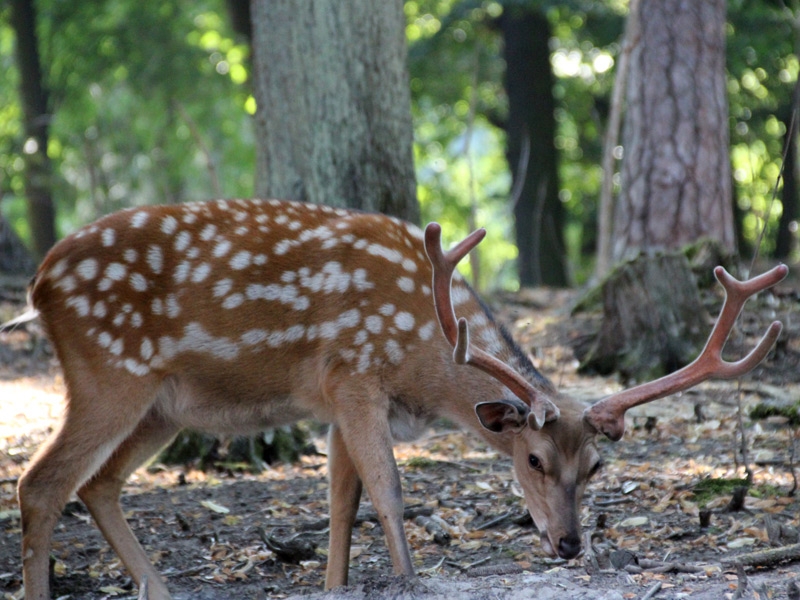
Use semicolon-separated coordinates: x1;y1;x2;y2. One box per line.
324;423;363;589
18;375;162;600
324;372;414;580
77;406;179;600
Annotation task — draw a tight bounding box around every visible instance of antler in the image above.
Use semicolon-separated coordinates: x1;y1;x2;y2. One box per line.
424;223;559;429
584;264;788;441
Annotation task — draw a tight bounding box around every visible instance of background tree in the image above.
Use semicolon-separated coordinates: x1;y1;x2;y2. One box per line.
612;0;734;262
501;4;566;287
251;0;418;221
9;0;55;260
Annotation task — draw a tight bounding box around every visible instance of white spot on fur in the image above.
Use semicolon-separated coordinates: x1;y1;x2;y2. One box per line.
110;338;124;356
140;338;154;361
418;320;437;341
93;301;107;318
222;293;244;309
378;304;396;317
131;312;143;328
402;258;418;273
199;224;217;241
366;243;403;264
174;231;192;252
213;239;232;257
452;286;471;306
384;339;404;364
66;295;90;317
191;263;211;283
147;245;163;274
173;261;190;284
397;276;414;293
130;272;148;292
160;322;240;360
124;248;138;263
131;211;149;228
105;263;127;281
213;279;233;297
76;259;99;281
48;259;68;280
365;315;383;334
161;215;178;235
319;309;361;340
54;275;78;293
123;358;150;376
98;331;112;348
229;250;252;270
102;228;116;247
166;294;181;318
394;311;415;332
151;298;164;315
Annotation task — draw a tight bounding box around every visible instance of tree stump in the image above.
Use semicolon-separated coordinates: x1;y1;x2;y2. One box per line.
577;253;710;382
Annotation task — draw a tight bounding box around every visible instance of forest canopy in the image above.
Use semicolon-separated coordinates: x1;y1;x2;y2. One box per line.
0;0;797;288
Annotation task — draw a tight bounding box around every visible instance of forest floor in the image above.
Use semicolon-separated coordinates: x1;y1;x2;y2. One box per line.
1;267;800;600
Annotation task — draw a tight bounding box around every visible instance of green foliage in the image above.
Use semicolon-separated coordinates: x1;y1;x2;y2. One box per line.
1;0;797;285
0;0;254;242
691;477;749;508
727;1;798;257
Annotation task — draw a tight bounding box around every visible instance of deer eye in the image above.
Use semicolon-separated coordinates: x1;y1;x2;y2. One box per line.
528;454;543;472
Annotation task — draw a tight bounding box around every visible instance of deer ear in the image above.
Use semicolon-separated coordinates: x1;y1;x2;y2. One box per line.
475;399;529;434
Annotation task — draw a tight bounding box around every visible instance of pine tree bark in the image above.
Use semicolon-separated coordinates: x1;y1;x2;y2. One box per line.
501;8;566;287
250;0;418;222
613;0;734;262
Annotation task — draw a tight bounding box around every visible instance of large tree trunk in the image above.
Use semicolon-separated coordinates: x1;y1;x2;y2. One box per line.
612;0;734;262
9;0;57;260
250;0;418;222
501;8;566;287
163;0;420;471
586;0;733;379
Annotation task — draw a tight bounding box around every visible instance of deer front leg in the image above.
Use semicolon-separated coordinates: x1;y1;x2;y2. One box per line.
325;424;363;589
325;375;414;580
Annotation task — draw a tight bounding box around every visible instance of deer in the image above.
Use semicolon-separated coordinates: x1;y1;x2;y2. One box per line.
3;198;786;600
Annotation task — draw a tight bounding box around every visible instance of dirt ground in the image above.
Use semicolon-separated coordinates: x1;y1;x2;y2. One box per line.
1;270;800;600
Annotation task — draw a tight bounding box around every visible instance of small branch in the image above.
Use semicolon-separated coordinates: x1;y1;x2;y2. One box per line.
723;542;800;569
640;581;662;600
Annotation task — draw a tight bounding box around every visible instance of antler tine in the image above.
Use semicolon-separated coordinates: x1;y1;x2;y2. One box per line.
424;223;559;429
584;263;788;441
424;223;486;348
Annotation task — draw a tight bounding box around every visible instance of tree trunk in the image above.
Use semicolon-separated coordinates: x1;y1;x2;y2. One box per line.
612;0;734;262
501;8;566;287
576;253;709;382
9;0;57;260
584;0;732;379
0;215;36;275
250;0;419;222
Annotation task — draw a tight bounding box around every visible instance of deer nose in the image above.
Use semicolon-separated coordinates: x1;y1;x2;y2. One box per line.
557;534;581;560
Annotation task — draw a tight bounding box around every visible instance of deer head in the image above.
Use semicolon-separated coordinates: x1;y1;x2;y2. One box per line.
424;222;786;560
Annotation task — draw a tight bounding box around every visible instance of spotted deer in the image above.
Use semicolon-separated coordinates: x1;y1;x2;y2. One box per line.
5;198;786;599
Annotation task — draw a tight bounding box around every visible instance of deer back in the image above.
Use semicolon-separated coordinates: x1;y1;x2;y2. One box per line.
29;199;550;434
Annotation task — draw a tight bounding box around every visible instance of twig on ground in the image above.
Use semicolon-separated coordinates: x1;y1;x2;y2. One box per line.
640;581;662;600
722;542;800;569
